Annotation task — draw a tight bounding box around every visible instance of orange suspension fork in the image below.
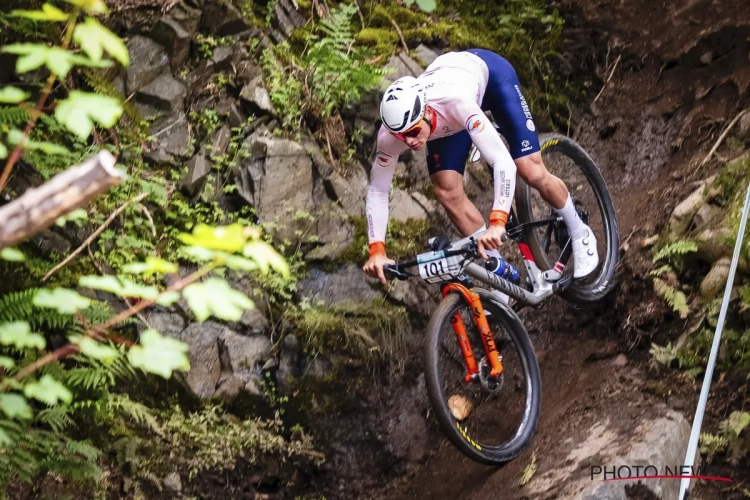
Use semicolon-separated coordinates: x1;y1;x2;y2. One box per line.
442;284;504;382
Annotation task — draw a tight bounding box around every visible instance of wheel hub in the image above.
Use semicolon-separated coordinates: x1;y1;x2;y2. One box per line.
478;356;504;393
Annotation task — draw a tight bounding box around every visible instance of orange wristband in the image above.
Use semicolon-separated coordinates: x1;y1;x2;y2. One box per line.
369;242;386;257
489;210;508;227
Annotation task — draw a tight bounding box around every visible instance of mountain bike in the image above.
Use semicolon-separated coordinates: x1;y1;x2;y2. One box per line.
383;132;619;465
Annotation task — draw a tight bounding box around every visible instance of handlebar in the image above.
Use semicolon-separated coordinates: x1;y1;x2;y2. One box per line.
381;232;510;281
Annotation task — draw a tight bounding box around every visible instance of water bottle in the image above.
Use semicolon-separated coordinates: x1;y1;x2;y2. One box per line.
485;256;521;285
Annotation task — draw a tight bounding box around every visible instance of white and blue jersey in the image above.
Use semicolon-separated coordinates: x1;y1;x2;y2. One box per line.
367;49;541;246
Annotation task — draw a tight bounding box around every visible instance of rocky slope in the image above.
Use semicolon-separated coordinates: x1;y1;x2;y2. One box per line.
2;0;749;498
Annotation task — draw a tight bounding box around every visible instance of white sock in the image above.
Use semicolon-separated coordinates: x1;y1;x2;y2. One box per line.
555;194;585;239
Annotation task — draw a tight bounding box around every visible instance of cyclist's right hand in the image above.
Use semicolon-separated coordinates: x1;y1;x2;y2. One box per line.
363;254;396;286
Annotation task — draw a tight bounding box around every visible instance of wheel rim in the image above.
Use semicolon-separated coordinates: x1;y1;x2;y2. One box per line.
433;299;536;452
521;138;617;293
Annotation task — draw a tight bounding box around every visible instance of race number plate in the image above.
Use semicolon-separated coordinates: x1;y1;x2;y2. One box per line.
416;250;463;283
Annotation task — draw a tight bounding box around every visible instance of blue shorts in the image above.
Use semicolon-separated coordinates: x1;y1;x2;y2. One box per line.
426;49;541;176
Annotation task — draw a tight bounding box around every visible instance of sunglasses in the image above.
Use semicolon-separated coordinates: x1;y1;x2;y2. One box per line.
394;120;423;141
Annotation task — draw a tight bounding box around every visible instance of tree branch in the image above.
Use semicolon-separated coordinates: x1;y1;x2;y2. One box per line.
0;150;126;251
0;10;80;193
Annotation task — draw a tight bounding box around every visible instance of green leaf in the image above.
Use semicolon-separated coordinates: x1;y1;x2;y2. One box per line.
123;257;178;275
24;374;72;406
128;329;189;379
223;255;259;271
6;129;71;156
74;18;129;66
33;288;91;314
11;4;70;21
55;91;123;139
0;86;29;103
155;291;180;306
0;357;16;369
0;394;32;419
178;224;248;253
243;241;289;277
55;208;88;227
0;248;25;262
2;44;110;78
0;321;46;350
179;246;216;262
0;143;6;160
183;278;254;322
415;0;437;11
79;275;159;300
72;336;119;364
65;0;109;15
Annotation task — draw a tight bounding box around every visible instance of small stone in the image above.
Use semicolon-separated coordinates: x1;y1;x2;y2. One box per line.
612;354;629;367
699;51;713;65
180;153;211;196
137;74;186;113
693;203;720;229
201;1;251;36
151;16;191;70
239;76;274;114
164;472;182;493
738;112;750;141
700;257;731;300
208;125;231;160
415;44;440;66
126;36;169;94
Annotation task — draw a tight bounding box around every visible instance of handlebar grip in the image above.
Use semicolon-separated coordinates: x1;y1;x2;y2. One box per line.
383;264;409;281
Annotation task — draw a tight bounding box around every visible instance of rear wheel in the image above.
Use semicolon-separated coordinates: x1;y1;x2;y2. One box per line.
515;133;620;304
424;289;541;465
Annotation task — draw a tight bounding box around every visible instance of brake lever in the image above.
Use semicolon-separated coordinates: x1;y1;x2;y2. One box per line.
383;264;410;281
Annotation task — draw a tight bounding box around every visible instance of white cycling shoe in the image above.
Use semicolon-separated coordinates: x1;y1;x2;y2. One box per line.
571;225;599;279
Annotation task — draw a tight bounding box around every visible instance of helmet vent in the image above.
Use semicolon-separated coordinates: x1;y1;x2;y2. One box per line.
411;96;422;121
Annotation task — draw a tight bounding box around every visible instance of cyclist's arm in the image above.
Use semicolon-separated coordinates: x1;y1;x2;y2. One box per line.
452;100;517;229
366;127;408;257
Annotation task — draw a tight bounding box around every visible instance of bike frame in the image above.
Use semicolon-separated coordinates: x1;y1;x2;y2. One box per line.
395;208;574;384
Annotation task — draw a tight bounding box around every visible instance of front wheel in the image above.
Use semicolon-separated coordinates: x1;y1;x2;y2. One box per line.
424;289;541;465
515;133;620;304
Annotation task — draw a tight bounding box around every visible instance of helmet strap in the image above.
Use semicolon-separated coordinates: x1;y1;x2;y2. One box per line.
423;107;437;134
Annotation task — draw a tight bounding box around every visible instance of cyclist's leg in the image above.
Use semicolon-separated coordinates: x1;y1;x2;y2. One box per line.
427;131;510;303
427;131;484;236
467;49;598;278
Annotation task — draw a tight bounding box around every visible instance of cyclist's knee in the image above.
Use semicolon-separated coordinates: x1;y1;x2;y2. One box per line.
433;183;466;207
516;153;548;188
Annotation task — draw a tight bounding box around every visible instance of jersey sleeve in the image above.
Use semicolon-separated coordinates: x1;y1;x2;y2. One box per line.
448;98;517;227
366;126;408;255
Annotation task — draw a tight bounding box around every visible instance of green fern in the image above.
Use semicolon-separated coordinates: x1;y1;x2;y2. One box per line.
653;278;690;318
653;240;698;263
0;106;30;128
0;289;132;337
36;405;75;433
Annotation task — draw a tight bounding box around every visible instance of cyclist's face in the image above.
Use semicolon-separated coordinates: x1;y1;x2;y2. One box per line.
393;113;430;150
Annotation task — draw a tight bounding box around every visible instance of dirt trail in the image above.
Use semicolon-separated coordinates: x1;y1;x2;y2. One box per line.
372;0;750;499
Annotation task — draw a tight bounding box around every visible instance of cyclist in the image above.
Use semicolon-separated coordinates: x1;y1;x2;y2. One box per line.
363;48;599;286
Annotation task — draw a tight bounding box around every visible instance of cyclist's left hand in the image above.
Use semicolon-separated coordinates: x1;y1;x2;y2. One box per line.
476;225;506;260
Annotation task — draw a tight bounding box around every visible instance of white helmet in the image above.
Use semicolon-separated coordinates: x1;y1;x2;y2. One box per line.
380;76;427;133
